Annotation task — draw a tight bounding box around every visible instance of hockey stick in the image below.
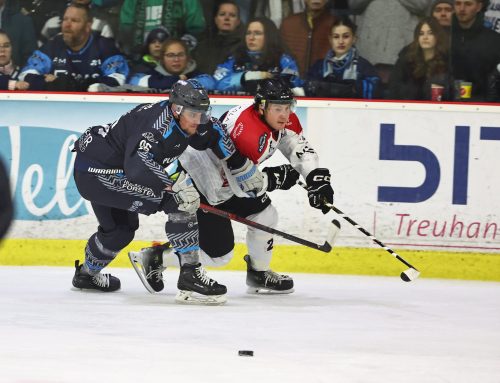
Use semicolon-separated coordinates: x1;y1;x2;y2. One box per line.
199;203;340;253
297;181;420;282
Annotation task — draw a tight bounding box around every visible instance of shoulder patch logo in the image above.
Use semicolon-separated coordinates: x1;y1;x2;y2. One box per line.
232;122;244;138
258;133;268;153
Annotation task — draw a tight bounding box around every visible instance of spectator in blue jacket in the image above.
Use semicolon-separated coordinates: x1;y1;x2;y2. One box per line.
128;37;214;90
0;29;29;90
19;3;129;92
305;17;380;99
213;16;302;94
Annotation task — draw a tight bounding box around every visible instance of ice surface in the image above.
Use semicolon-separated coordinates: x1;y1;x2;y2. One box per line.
0;267;499;383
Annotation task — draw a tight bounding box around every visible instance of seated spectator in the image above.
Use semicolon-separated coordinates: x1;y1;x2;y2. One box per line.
0;0;37;66
118;0;205;60
192;1;245;76
128;37;214;90
451;0;500;101
40;0;115;45
131;27;169;70
213;16;302;94
388;17;451;100
280;0;336;76
305;17;380;99
0;29;29;90
430;0;454;29
19;2;129;92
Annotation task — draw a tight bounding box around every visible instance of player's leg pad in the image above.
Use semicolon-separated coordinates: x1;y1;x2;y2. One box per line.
128;243;170;293
244;255;294;294
175;263;227;305
72;260;121;292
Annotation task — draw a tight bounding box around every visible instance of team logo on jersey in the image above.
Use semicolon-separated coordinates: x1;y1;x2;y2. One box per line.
257;133;268;153
232;122;244;138
142;132;157;143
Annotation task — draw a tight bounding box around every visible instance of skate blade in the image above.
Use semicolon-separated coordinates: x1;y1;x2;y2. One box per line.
246;287;295;295
128;251;159;294
175;290;227;305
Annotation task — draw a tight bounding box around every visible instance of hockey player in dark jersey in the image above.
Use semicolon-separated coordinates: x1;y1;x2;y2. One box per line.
72;78;266;305
19;3;128;92
129;78;335;295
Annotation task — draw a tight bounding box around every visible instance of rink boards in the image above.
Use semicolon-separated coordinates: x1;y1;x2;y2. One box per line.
0;93;499;280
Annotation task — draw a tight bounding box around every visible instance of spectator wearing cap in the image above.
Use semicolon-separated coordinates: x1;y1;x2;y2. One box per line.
131;27;169;72
430;0;454;28
192;1;245;76
128;37;214;90
118;0;206;61
280;0;336;76
451;0;500;100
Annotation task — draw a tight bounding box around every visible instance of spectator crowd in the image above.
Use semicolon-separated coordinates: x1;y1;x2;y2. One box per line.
0;0;499;102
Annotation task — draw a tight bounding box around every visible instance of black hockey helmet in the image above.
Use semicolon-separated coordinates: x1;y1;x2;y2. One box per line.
169;79;210;112
169;79;212;123
254;78;296;110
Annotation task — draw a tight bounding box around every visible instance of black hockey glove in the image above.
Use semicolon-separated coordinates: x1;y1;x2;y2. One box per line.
263;164;300;192
306;168;334;214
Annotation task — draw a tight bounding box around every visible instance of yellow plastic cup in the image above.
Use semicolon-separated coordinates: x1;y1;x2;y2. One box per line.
460;82;472;99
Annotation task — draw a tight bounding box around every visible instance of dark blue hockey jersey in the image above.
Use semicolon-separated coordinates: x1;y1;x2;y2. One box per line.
19;33;129;91
74;101;246;196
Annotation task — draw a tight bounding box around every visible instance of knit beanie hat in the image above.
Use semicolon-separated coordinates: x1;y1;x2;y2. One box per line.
429;0;454;14
145;28;169;45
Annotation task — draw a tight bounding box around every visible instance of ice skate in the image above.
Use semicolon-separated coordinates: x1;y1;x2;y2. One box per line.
72;260;121;292
128;243;171;293
244;255;294;294
175;263;227;305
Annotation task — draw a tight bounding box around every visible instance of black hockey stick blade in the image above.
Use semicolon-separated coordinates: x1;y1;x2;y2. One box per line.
199;203;337;253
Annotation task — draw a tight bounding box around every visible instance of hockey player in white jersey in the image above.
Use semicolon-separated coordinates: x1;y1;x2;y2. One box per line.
129;78;334;294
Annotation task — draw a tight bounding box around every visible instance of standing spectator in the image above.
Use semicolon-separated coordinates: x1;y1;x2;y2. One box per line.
128;37;214;90
349;0;431;65
19;3;129;91
0;0;37;66
451;0;500;100
0;155;13;241
0;29;29;90
484;0;500;33
306;17;380;98
280;0;336;76
389;17;451;100
430;0;454;28
192;1;244;76
118;0;205;60
251;0;305;27
19;0;67;42
214;16;302;93
40;0;115;45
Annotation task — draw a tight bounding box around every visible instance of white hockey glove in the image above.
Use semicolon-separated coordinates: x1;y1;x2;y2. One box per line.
170;172;200;214
263;164;300;192
231;159;266;197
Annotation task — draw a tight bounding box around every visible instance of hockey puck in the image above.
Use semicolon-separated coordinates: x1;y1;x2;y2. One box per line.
238;350;254;357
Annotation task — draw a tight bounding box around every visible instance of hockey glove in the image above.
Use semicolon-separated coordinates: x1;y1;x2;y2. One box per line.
231;159;266;197
263;164;300;192
306;168;334;214
169;172;200;214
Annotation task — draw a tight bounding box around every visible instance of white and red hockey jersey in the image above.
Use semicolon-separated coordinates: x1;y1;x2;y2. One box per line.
179;104;319;205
